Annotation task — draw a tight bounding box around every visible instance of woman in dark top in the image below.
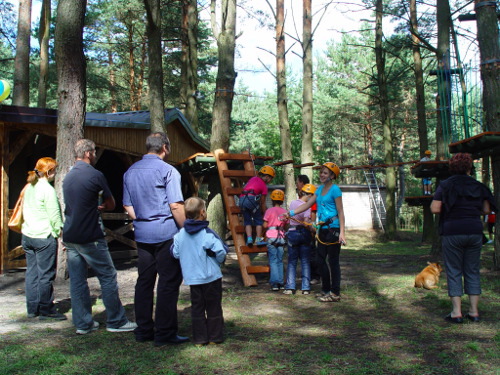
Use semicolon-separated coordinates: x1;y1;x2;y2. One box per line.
431;153;496;323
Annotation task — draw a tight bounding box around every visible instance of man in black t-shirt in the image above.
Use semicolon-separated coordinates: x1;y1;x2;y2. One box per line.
63;139;137;335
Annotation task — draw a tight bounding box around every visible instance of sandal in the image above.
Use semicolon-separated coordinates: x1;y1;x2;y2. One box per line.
318;293;341;302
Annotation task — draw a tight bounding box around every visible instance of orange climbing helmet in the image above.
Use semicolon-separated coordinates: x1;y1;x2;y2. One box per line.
425;150;432;155
301;184;316;195
270;189;285;201
322;162;340;179
259;165;276;178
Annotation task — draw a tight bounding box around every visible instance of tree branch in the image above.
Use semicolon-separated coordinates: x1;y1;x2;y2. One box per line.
258;57;276;79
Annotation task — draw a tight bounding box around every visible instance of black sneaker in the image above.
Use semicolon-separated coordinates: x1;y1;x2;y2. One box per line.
39;312;67;321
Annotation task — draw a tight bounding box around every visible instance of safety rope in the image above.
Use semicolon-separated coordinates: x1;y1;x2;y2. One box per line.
282;215;341;246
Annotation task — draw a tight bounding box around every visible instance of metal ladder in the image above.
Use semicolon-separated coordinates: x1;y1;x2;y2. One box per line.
363;169;386;231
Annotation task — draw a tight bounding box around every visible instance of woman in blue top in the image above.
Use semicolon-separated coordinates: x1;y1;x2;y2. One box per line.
285;162;346;302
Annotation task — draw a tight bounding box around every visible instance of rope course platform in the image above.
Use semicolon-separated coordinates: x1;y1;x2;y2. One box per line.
448;132;500;158
404;196;433;207
410;160;450;179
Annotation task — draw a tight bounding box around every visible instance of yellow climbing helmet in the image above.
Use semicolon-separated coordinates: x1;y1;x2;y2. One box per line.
259;165;276;177
301;184;316;195
322;162;340;178
270;189;285;201
425;150;432;155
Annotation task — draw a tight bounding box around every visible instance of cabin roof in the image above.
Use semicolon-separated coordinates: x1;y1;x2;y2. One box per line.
0;105;209;152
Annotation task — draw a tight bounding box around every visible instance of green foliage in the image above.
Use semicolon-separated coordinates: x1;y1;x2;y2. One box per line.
0;0;16;95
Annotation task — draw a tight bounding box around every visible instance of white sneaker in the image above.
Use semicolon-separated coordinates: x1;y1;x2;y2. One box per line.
76;320;99;335
106;321;137;332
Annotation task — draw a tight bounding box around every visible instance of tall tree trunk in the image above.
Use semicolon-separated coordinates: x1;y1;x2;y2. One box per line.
13;0;31;106
207;0;237;237
127;26;137;111
209;0;236;151
54;0;87;279
435;0;451;159
431;0;452;255
397;129;406;218
375;0;396;237
475;0;500;268
365;121;373;162
144;0;164;132
410;0;428;155
108;49;118;113
136;40;147;111
37;0;50;108
410;0;434;242
300;0;313;181
276;0;295;205
181;0;199;131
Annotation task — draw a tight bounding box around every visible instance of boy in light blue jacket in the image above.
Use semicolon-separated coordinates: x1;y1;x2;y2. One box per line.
172;197;227;345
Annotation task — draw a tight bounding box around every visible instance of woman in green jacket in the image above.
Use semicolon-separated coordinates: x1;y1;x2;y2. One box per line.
21;157;66;320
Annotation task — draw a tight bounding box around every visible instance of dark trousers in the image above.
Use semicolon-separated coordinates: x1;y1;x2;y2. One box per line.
22;235;57;316
310;241;321;280
190;278;224;344
135;239;183;343
442;234;482;297
317;242;341;295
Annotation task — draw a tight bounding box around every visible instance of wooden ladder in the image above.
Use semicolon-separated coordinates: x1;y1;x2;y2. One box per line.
214;149;270;287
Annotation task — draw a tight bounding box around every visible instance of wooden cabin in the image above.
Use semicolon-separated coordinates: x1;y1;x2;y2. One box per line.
0;105;210;273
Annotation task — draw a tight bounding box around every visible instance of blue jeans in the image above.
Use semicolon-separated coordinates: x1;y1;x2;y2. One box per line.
285;228;311;291
65;238;128;331
22;235;58;316
442;234;482;297
267;238;285;286
239;195;263;226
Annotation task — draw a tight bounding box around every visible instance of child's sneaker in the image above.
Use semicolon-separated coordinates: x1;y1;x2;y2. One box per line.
246;237;253;246
283;289;295;295
271;285;280;291
255;237;267;246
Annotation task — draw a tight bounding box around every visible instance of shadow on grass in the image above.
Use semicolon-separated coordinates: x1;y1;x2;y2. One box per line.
1;231;498;375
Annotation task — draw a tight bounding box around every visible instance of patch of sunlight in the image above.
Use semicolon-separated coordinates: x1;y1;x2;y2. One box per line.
295;324;341;337
254;305;288;316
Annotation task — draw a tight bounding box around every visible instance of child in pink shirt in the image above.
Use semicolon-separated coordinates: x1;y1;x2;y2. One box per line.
239;166;275;246
263;190;288;291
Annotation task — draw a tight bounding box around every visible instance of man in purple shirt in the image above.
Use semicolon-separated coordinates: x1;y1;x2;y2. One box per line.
123;132;187;346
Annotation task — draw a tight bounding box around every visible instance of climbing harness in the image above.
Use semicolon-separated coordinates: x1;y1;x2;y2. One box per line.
240;189;261;214
266;225;286;246
285;214;342;246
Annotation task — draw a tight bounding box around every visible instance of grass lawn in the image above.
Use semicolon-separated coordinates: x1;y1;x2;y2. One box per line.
1;231;499;375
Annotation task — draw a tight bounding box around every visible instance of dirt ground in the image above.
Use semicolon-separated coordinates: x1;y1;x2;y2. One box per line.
0;253;244;334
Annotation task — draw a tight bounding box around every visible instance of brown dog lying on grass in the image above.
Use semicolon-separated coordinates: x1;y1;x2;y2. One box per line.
414;262;443;289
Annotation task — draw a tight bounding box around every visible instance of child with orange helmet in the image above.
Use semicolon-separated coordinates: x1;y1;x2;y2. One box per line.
239;165;275;246
263;189;288;291
283;184;316;295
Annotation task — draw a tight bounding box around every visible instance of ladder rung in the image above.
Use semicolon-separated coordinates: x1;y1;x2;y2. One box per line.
229;206;241;214
247;266;270;274
218;153;256;161
226;187;243;195
223;170;256;178
234;225;245;234
241;245;267;254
